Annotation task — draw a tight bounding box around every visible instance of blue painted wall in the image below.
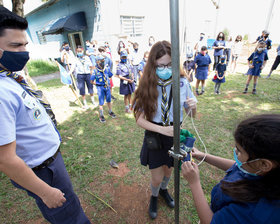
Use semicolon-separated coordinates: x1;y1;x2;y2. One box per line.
26;0;95;46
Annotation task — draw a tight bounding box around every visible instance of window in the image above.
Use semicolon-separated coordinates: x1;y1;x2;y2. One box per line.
120;16;144;37
36;30;46;44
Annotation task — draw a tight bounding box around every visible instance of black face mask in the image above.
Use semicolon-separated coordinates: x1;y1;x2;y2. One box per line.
98;61;105;69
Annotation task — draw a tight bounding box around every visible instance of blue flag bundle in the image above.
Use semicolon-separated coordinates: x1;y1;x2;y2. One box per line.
57;63;72;85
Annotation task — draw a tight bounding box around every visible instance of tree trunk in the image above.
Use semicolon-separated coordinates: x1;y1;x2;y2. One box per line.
11;0;38;89
0;0;4;6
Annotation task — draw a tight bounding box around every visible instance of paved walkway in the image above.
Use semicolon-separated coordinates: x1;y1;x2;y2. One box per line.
32;71;60;83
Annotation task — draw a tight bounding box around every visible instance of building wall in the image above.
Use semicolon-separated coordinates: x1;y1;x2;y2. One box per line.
26;0;95;59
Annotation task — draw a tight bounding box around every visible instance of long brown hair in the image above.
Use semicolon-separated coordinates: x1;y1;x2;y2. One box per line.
132;40;186;121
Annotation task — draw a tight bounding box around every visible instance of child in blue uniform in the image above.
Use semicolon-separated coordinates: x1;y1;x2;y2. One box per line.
182;114;280;224
194;46;212;95
133;41;197;220
212;32;226;70
183;52;195;82
212;56;226;94
243;42;268;94
91;55;116;123
138;51;149;79
116;50;135;113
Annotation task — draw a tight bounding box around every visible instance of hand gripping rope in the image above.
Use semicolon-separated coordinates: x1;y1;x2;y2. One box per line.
168;109;207;166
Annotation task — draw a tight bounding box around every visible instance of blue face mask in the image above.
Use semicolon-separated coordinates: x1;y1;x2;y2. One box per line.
0;48;30;72
121;58;127;63
233;148;260;176
156;67;172;80
77;52;83;57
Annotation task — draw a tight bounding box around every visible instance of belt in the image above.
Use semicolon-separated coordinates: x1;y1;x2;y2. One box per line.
32;148;60;171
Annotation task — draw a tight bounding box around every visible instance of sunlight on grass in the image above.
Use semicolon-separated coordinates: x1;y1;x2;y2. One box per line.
77;128;84;135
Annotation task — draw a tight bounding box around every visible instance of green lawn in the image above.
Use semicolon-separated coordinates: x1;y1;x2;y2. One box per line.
0;71;279;223
26;59;59;77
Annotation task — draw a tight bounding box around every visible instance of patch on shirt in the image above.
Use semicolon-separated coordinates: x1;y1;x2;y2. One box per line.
33;107;42;120
180;81;184;87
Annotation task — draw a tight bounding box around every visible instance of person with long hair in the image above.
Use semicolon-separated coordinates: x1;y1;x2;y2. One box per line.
182;113;280;224
230;35;243;73
212;32;226;71
132;41;197;219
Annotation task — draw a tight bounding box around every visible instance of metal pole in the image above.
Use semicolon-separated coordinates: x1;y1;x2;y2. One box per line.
169;0;180;223
265;0;276;31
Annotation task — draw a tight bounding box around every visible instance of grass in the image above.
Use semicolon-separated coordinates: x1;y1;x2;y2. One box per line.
0;70;280;223
26;59;59;77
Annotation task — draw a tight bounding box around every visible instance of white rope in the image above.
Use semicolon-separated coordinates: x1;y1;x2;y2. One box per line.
181;108;207;166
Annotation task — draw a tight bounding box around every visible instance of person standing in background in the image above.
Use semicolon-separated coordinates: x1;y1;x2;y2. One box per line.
230;35;243;73
212;32;226;71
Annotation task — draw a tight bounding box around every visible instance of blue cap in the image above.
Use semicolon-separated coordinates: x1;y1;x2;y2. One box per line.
120;50;128;57
96;55;104;61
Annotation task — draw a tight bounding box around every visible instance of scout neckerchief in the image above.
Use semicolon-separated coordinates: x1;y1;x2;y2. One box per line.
1;69;59;130
157;78;173;126
96;66;109;88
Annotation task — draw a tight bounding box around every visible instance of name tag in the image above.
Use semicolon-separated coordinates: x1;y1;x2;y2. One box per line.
22;91;37;109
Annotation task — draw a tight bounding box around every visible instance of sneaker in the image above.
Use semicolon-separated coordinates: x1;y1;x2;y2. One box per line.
243;88;248;94
99;115;106;123
195;90;200;96
217;91;220;94
200;90;205;95
125;108;132;113
109;111;116;118
148;196;158;219
252;89;257;94
83;104;89;109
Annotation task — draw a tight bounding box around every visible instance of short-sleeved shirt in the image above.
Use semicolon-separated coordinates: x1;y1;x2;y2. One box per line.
152;77;197;124
138;59;146;72
210;164;280;224
216;63;227;76
194;53;212;69
91;68;113;86
73;56;93;74
183;60;195;71
0;71;60;168
256;36;272;50
231;41;243;55
116;62;133;79
213;40;226;56
248;51;268;66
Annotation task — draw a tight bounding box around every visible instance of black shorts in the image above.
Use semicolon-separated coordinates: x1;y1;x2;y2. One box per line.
271;55;280;71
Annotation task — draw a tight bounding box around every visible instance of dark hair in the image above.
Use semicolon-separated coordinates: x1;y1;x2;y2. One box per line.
235;35;242;42
0;6;28;37
201;46;207;51
221;114;280;202
117;40;125;55
98;46;106;52
216;32;225;41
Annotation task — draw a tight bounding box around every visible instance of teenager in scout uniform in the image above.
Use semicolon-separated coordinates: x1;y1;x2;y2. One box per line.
182;114;280;224
252;30;272;51
91;55;116;123
132;41;197;219
266;44;280;79
194;46;212;95
212;32;226;71
130;42;142;85
116;50;135;113
138;51;149;79
243;42;268;95
70;46;96;109
0;6;90;224
212;56;227;94
183;52;195;82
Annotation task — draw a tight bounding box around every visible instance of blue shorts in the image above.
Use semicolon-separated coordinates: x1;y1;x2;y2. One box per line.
77;73;94;96
97;85;111;106
11;152;90;224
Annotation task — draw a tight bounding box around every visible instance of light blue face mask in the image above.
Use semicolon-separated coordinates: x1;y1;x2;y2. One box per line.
156;67;172;80
77;52;83;57
233;148;260;176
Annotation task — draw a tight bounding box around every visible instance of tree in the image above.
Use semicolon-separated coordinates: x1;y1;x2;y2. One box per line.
12;0;25;17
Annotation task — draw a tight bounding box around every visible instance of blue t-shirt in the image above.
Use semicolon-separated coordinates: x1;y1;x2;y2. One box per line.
213;40;225;56
248;51;268;66
91;67;113;86
194;53;212;70
210;164;280;224
183;60;195;71
0;71;60;168
216;63;227;77
138;59;146;72
152;77;197;124
256;36;272;50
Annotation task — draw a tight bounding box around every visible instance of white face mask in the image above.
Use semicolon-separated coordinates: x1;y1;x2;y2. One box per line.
257;48;265;52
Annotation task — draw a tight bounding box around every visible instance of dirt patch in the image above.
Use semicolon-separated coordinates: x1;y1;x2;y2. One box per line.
196;112;203;120
107;162;130;177
223;91;243;99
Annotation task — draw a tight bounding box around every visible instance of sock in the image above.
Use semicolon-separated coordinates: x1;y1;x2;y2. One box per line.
201;86;205;91
91;96;95;104
109;109;112;113
214;83;218;91
129;104;132;109
151;183;160;197
245;84;249;89
217;83;221;91
160;176;170;190
83;99;87;106
125;105;129;110
99;109;104;116
195;88;199;92
253;83;257;89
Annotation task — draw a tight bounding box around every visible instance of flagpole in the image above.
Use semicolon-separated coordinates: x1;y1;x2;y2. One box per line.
169;0;181;223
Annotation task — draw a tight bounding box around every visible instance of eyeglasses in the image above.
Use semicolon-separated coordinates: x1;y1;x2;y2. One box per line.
156;63;172;71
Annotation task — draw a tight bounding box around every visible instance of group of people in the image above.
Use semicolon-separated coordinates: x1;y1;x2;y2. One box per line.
184;30;279;95
1;6;280;224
